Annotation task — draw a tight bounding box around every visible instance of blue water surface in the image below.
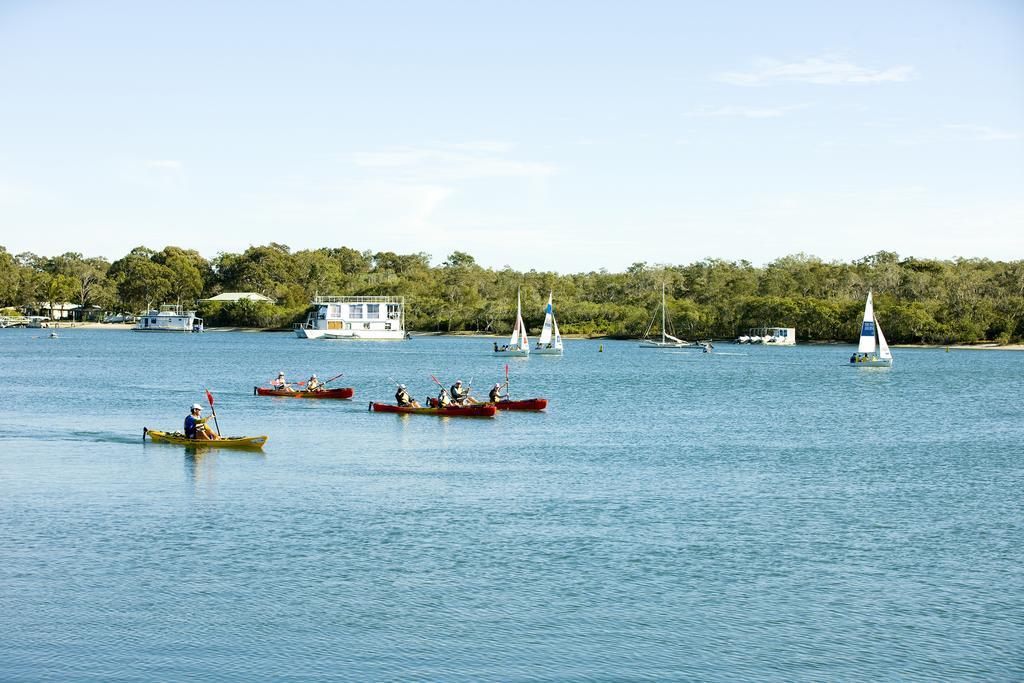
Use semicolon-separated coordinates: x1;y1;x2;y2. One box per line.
0;329;1021;681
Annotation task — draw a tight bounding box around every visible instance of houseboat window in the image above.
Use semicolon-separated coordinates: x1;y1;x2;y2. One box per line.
366;303;380;319
387;304;400;320
328;304;342;319
349;304;363;319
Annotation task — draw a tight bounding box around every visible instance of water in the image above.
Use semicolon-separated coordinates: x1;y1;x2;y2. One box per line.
1;329;1021;681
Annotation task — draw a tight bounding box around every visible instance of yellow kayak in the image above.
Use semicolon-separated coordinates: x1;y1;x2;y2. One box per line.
144;428;268;450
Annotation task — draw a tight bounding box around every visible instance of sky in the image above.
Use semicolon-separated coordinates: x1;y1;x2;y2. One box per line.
0;0;1022;272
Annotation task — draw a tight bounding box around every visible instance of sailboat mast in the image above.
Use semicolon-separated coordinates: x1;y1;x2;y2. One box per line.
661;283;666;344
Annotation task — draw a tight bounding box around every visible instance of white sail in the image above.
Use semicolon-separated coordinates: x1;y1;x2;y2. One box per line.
664;333;684;344
552;316;562;349
538;292;554;345
857;291;877;354
509;290;523;347
877;318;892;360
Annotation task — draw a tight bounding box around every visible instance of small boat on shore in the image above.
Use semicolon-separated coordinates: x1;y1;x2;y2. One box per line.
370;402;497;417
254;386;355;399
144;428;268;449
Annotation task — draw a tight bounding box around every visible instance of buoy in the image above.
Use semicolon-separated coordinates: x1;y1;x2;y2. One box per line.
599;344;603;353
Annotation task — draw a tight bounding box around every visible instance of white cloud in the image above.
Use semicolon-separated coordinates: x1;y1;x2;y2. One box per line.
145;159;184;170
716;56;915;86
346;143;557;182
686;104;807;118
944;124;1022;142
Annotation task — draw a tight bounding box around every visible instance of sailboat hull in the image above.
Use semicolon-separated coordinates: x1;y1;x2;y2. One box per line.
639;341;692;349
494;348;530;357
533;346;563;355
849;358;893;367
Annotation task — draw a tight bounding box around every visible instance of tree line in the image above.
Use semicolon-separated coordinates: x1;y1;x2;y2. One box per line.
2;244;1022;343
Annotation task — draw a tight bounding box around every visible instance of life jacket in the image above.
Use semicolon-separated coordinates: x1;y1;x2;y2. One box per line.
450;385;466;400
489;388;501;402
396;389;411;406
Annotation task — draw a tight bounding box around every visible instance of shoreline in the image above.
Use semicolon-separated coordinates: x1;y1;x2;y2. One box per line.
28;323;1024;350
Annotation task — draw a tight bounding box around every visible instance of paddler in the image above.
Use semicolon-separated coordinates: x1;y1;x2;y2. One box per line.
488;382;508;403
272;371;295;392
449;380;476;405
436;387;452;408
395;383;420;408
184;403;218;441
305;374;323;392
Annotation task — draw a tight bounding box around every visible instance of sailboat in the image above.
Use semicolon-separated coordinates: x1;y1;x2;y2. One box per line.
533;292;564;355
494;289;530;357
639;284;692;348
849;291;893;367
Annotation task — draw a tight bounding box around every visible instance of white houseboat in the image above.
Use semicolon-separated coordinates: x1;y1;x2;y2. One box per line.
133;305;204;332
741;326;796;345
294;296;406;340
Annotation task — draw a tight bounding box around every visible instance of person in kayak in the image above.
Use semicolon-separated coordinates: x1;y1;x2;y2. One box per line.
305;374;323;392
488;382;508;403
395;384;420;408
436;387;452;408
272;371;294;392
184;404;218;440
450;380;476;405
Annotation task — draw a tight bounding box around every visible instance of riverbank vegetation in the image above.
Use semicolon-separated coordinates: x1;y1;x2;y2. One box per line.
2;244;1022;343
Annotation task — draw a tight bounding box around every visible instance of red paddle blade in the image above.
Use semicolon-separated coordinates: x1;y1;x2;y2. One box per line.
205;389;214;407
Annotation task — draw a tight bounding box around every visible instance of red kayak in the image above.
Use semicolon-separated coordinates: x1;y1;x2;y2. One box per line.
427;397;548;411
370;402;497;417
493;398;548;411
254;386;355;399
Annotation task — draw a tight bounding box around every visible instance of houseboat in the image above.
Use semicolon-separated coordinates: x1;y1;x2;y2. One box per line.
132;305;204;332
740;326;796;345
294;296;406;341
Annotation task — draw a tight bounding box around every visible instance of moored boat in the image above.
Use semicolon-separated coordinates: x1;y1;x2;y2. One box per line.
639;284;692;348
133;305;203;332
144;428;268;449
254;386;355;399
370;402;497;417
